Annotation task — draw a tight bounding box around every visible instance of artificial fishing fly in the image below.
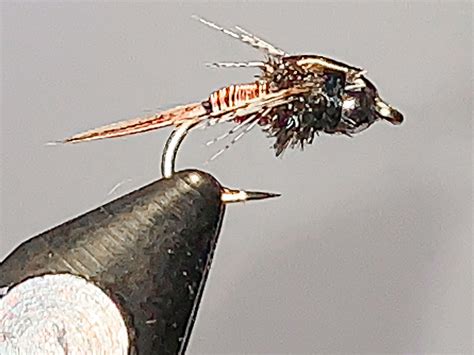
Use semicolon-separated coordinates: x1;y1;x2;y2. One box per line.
60;16;403;177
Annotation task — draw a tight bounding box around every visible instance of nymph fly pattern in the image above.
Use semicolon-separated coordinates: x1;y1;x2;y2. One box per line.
61;16;403;164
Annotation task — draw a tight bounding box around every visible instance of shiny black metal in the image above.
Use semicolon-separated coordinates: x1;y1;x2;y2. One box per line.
259;54;404;155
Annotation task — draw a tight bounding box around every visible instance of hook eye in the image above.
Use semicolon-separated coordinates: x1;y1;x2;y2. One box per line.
374;98;404;125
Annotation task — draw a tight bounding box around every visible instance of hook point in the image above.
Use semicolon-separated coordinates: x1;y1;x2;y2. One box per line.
221;187;281;204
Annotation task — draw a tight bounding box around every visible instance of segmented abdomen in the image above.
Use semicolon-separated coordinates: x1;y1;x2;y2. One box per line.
208;81;269;113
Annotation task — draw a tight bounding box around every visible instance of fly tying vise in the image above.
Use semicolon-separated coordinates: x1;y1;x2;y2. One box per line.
59;16;403;200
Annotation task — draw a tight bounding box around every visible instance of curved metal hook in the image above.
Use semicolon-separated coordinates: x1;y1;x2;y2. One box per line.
160;120;281;203
161;120;201;179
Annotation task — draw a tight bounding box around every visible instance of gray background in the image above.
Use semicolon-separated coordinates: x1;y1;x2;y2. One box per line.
1;1;472;353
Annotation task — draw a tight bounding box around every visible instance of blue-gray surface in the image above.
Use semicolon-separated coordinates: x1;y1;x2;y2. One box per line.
1;2;471;353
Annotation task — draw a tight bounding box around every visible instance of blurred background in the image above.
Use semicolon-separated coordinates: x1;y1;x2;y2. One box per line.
1;2;471;353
